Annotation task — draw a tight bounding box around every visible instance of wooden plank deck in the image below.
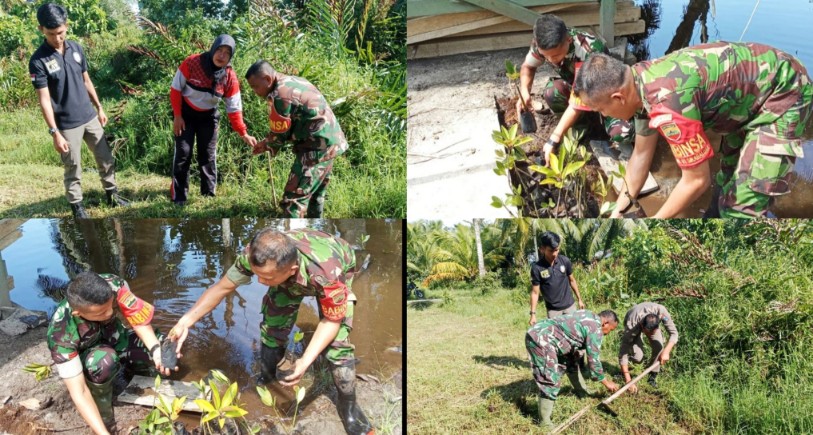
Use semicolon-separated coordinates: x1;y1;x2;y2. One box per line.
117;375;206;413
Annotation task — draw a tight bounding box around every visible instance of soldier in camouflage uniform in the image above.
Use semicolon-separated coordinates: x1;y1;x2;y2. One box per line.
574;43;813;218
47;272;173;434
525;309;620;428
244;60;349;218
170;227;374;435
517;14;634;165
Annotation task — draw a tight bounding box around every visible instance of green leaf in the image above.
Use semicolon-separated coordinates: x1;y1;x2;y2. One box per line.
256;386;275;408
528;165;556;177
491;196;504;208
154;417;169;425
549;153;562;174
295;386;306;404
539;178;560;186
600;201;617;216
154;375;161;391
195;399;216;414
618;163;626;177
221;382;238;409
218;417;226;429
209;380;221;410
201;411;219;424
562;161;587;178
223;407;249;418
494;149;505;158
211;369;229;384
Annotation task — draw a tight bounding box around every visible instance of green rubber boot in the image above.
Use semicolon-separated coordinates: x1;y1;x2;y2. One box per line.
567;369;593;398
538;397;554;430
86;373;117;431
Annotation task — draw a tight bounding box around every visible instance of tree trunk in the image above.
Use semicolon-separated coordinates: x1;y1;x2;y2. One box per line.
474;219;486;278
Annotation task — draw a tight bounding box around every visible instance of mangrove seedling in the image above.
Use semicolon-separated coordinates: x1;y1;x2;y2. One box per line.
256;384;308;435
492;124;535;216
22;363;52;382
194;379;250;434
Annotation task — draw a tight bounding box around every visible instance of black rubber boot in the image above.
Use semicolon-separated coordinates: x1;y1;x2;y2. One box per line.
106;189;130;207
332;364;375;435
258;345;285;384
86;371;117;431
648;372;658;388
70;202;89;219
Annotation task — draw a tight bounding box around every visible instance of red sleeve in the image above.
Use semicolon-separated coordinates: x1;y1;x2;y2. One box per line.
227;111;247;136
116;286;154;327
649;106;714;169
170;88;182;117
319;282;349;322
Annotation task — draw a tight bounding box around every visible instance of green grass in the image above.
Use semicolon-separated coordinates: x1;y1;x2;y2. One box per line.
0;106;404;218
408;288;694;435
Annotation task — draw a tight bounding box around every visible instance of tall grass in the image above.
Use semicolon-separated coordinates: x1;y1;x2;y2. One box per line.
409;220;813;434
0;0;405;217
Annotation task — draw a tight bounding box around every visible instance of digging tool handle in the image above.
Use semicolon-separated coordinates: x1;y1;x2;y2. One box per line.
550;350;664;435
268;151;278;207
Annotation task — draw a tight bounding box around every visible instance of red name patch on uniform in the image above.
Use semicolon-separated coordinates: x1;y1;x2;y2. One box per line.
319;282;348;321
117;288;154;326
269;103;291;134
650;108;713;169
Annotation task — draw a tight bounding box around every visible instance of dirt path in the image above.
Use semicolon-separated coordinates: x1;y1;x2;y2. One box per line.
0;327;402;435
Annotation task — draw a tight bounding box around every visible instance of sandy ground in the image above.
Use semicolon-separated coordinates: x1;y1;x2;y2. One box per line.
408;47;534;220
0;326;402;435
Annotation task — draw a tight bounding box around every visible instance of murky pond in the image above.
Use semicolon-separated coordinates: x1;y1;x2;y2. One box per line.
625;0;813;216
0;218;403;426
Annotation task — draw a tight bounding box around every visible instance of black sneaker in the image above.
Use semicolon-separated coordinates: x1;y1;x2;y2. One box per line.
70;202;89;219
106;189;130;207
648;372;658;388
173;200;186;207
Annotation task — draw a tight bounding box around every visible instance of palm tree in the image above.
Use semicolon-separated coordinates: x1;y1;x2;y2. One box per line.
473;219;486;278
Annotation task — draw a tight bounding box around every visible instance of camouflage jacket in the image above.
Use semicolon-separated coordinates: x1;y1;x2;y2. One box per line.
632;41;811;168
524;28;608;83
266;73;348;158
46;274;155;378
226;229;356;322
529;310;606;381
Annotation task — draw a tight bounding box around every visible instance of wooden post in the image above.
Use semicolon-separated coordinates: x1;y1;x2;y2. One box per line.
599;0;615;47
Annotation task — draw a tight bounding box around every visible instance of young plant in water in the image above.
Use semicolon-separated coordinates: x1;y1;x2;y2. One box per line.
136;376;186;434
193;371;256;434
256;384;307;435
22;363;52;382
491;124;534;217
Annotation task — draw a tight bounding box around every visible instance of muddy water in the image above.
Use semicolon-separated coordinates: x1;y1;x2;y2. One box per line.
623;0;813;216
0;218;403;423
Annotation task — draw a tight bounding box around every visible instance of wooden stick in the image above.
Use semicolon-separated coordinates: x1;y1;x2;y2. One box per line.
267;151;278;207
550;351;663;434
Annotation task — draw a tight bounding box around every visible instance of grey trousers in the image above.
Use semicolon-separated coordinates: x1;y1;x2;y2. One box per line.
59;117;117;203
619;329;664;373
546;303;577;319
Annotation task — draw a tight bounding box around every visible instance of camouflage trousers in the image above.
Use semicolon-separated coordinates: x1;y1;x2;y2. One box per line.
716;73;813;217
281;150;334;218
525;328;574;400
543;79;634;146
619;330;664;373
547;303;583;372
81;329;162;383
260;286;356;367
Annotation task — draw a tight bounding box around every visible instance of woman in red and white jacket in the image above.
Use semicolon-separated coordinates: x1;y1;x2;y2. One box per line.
169;34;257;206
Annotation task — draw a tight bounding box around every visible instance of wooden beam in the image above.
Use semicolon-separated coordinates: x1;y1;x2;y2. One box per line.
408;20;644;59
407;0;594;19
407;2;589;38
600;0;616;47
461;0;539;26
448;5;640;38
407;3;577;44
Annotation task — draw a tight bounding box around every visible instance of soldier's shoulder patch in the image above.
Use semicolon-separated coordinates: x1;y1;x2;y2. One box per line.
659;122;681;141
269;102;291;134
120;291;137;309
650;113;673;127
